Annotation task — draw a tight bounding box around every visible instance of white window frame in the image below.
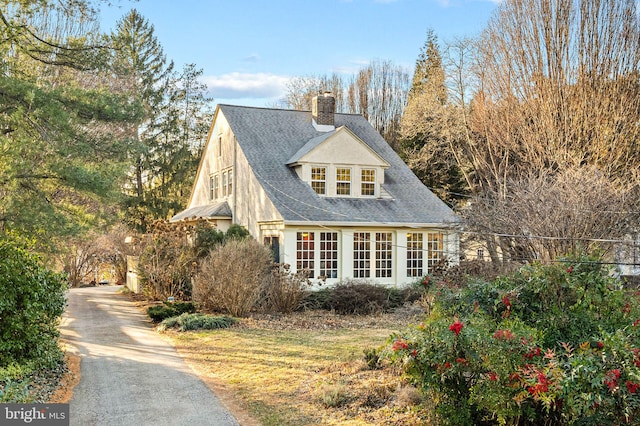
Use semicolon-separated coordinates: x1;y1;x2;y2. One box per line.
311;166;326;195
361;168;376;197
353;232;371;278
221;171;228;197
296;231;315;278
353;232;393;279
406;233;424;277
336;167;351;196
319;232;339;279
426;232;444;270
210;174;219;200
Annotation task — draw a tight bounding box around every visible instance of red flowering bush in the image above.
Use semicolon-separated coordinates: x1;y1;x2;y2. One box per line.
449;319;464;335
385;252;640;425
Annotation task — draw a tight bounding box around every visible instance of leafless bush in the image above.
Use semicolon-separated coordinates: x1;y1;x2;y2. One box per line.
462;167;640;263
137;221;195;300
194;238;272;317
262;264;311;314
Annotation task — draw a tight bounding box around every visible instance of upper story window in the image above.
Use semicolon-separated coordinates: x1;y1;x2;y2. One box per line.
222;171;228;197
209;175;219;200
220;169;233;197
361;169;376;196
299;164;382;198
336;168;351;196
311;167;326;195
212;169;233;199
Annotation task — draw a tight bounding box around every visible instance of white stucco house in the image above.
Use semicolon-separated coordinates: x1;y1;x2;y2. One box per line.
171;93;459;287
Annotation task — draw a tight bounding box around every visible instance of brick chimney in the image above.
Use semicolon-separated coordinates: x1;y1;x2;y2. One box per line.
311;92;335;132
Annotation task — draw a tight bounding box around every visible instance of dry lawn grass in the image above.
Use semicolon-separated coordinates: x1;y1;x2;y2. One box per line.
164;310;429;425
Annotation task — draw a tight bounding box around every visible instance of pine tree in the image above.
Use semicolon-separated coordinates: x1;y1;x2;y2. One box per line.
111;9;175;231
0;1;140;244
144;64;214;220
399;29;467;203
112;11;214;230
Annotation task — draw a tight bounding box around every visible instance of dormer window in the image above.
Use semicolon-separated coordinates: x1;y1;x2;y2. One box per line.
311;167;326;195
336;168;351;195
286;126;390;199
361;169;376;196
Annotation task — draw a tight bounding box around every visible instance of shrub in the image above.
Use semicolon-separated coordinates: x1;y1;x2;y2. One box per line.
224;224;250;241
394;384;423;408
0;236;66;369
158;313;236;332
328;280;390;315
193;222;225;258
318;383;350;408
194;238;272;317
138;221;195;300
363;347;383;370
385;252;640;425
147;301;196;323
0;379;31;403
262;264;311;313
301;288;333;310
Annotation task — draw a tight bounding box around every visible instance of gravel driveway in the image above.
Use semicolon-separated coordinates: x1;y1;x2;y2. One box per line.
60;286;239;426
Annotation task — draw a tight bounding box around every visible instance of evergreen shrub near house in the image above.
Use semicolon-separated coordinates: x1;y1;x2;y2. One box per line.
147;301;196;323
158;313;236;332
385;252;640;425
0;235;66;369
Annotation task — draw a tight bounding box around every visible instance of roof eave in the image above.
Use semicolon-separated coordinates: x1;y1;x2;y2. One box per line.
282;220;460;229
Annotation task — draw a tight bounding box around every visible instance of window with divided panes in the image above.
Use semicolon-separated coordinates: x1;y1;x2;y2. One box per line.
296;232;315;278
361;169;375;196
336;168;351;195
311;167;326;195
406;233;424;277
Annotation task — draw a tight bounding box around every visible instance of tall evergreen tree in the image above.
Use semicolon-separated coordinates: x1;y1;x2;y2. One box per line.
144;63;214;220
112;11;214;230
111;9;175;231
0;1;140;246
399;30;467;203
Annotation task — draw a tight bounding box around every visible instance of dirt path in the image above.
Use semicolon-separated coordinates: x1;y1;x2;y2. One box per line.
60;286;240;426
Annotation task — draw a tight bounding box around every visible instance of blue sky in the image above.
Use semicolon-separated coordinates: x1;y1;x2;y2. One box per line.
99;0;499;107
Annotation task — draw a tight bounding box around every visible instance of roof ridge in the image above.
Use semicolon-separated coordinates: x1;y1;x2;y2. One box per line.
218;103;365;117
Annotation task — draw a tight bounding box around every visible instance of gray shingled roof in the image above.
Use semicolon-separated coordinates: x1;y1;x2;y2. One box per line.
219;104;459;226
171;201;232;222
286;128;338;165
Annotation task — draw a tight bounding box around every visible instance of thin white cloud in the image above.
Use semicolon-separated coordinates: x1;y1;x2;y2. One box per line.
242;54;260;63
201;72;290;99
330;58;372;75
